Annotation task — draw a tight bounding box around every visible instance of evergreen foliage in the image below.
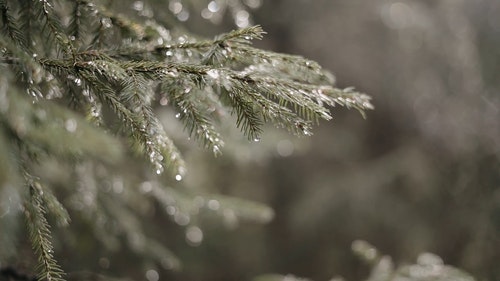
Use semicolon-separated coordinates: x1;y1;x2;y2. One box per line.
253;241;477;281
0;0;373;280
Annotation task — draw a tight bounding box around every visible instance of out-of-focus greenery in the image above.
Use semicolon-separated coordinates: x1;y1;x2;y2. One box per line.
159;0;499;281
177;1;499;281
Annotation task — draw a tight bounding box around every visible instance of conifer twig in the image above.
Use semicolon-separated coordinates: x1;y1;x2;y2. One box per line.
24;180;66;281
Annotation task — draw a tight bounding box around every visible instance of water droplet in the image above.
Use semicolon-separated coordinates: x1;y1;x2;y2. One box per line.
166;205;176;215
253;137;260;142
212;145;221;155
417;253;443;266
243;0;262;9
193;196;205;208
235;10;250;28
362;101;374;110
207;199;220;210
177;10;189;21
206;69;219;79
156;167;164;175
201;8;213;19
65;119;77;132
132;1;144;11
140;181;153;193
174;212;190;225
159;97;169;106
178;166;187;176
149;151;156;160
161;257;176;270
101;17;112;28
185;226;203;246
45;73;54;82
207;1;219;12
175;113;181;119
164;68;178;77
175;174;182;181
35;109;46;120
169;1;183;14
145;269;159;281
352;240;379;261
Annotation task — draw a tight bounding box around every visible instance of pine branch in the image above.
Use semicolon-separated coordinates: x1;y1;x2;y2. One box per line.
32;0;75;58
68;0;83;44
162;80;224;154
225;77;315;136
0;0;28;51
0;2;376;280
38;187;70;227
75;64;185;176
0;34;46;98
208;194;275;225
149;182;274;228
0;72;18;190
24;180;66;281
218;75;264;140
121;68;179;174
18;0;33;51
0;131;12;189
108;25;265;63
79;0;147;41
0;73;123;164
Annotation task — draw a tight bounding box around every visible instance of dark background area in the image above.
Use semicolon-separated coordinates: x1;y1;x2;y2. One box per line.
169;1;500;280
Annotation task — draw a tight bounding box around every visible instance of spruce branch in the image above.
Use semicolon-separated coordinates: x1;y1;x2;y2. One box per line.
162;80;225;155
76;66;185;176
78;0;148;42
1;81;122;162
0;0;28;51
68;0;85;44
18;0;33;51
148;182;274;227
0;1;376;280
24;180;66;281
33;0;74;57
217;75;264;140
0;34;46;98
121;68;182;174
107;25;265;63
0;131;13;189
38;187;70;227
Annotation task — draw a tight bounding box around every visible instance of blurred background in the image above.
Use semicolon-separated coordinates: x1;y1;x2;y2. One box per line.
164;0;500;280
